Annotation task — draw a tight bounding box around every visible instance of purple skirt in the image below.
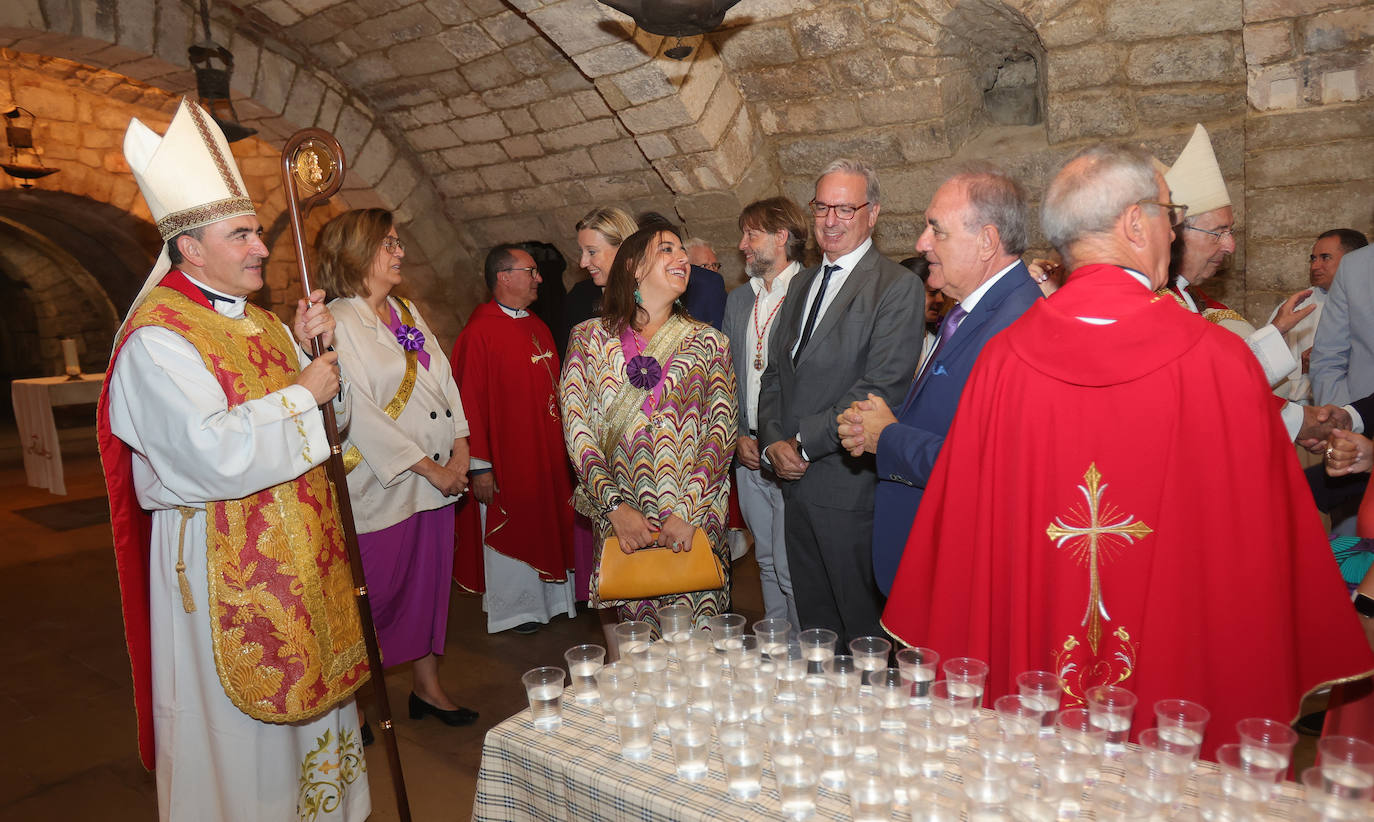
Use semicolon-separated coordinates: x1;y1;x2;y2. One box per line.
358;505;456;666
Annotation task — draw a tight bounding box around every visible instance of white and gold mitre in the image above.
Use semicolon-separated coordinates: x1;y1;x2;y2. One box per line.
1164;123;1230;217
124;97;256;240
114;98;259;342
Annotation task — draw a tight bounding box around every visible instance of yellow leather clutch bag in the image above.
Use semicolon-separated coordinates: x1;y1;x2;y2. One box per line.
597;528;725;600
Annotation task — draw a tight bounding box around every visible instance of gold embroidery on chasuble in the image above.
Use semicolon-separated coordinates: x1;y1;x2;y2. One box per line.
124;287;368;723
297;728;366;822
529;331;558;420
1045;463;1151;704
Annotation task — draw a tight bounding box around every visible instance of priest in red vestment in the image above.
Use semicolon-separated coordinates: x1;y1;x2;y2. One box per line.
452;244;576;633
883;144;1374;758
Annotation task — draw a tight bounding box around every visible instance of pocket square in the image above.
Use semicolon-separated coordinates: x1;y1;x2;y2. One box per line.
932;364;948;376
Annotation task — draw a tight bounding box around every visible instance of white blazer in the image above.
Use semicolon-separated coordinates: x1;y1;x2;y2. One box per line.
331;295;469;533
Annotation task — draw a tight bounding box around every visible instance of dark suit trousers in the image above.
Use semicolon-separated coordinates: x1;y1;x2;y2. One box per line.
784;498;885;646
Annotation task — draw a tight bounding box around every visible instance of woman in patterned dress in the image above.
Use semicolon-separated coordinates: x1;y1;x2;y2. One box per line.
560;226;738;647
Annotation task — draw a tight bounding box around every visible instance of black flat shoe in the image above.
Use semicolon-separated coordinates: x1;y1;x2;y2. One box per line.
511;621;540;635
409;692;479;726
360;721;375;747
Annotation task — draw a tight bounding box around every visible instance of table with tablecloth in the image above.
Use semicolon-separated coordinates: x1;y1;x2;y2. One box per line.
473;691;1308;821
10;374;103;495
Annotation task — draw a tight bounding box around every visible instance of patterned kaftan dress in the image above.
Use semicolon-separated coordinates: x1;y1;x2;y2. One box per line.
560;314;737;629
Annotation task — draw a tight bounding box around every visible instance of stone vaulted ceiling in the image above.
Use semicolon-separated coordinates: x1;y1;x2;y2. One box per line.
1;0;1372;343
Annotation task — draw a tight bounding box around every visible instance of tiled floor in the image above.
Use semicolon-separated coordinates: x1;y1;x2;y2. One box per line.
0;421;764;821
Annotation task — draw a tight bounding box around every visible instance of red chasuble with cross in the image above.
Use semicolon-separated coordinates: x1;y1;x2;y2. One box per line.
451;301;575;592
883;264;1373;758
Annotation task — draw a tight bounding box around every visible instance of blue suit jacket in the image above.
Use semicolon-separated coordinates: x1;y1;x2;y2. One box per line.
871;262;1041;593
684;264;726;330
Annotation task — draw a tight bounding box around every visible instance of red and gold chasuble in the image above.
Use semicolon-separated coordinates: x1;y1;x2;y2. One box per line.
100;274;366;767
451;301;575;592
883;265;1373;758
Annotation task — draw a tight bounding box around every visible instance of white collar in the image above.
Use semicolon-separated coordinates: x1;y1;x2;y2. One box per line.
821;237;873;274
958;260;1019;314
750;261;801;297
181;271;247;318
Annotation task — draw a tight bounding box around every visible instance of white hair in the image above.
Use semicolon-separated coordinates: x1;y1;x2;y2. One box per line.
1042;144;1160;257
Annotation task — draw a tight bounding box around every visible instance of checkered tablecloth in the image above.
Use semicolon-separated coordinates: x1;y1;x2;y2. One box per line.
473;692;1307;821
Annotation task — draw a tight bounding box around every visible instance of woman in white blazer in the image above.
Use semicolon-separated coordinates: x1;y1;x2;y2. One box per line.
315;209;477;738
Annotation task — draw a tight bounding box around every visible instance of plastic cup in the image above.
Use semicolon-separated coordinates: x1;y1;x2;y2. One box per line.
1055;707;1108;756
734;665;774;718
847;759;894;822
897;647;940;701
764;700;810;746
930;680;976;742
706;612;747;654
1085;685;1136;750
594;661;637;725
994;694;1045;740
809;715;854;788
1316;735;1374;792
1153;697;1209;749
753;617;792;661
563;644;605;703
1015;670;1061;730
797;676;834;719
1091;782;1154;820
1235;717;1298;775
657;604;695;645
774;658;810;702
906;777;964;822
876;728;923;804
613;619;653;659
849;636;892;685
823;654;861;692
798;627;838;674
941;657;989;707
1137;726;1200;763
771;742;821;819
719;720;766;799
652;671;690;733
1121;749;1186;805
1303;763;1374;805
723;633;760;669
611;692;656;760
522;666;566;731
905;703;953;775
681;650;723;711
667;707;712;780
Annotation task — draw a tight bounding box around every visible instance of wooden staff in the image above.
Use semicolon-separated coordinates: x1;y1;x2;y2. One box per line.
280;128;412;822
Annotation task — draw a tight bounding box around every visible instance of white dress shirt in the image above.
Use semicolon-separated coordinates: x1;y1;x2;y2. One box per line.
745;262;800;432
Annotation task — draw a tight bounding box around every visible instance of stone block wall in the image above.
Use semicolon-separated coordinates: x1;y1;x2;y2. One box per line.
1241;0;1374;321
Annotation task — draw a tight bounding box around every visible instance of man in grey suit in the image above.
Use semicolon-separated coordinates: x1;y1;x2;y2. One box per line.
757;159;924;642
723;197;811;631
1313;243;1374;407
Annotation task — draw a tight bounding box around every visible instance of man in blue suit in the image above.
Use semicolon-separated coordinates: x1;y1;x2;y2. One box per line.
838;168;1042;594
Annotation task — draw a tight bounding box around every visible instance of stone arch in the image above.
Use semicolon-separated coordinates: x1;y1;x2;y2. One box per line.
0;216;119;377
1;1;473;342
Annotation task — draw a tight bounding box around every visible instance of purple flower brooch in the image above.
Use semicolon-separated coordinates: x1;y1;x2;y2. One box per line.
626;354;662;390
395;324;425;352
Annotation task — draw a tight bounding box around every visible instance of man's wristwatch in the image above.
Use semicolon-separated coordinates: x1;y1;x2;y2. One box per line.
1355;593;1374;619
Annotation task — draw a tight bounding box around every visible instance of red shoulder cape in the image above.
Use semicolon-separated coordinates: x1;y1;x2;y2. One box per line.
97;271;213;770
450;301;575;592
883;265;1374;758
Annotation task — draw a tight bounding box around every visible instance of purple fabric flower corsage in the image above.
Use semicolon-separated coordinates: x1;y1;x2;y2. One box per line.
395;324;425;352
626;354;662;390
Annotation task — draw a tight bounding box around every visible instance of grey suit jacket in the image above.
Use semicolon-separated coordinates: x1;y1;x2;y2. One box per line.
1313;245;1374;406
756;245;924;511
723;283;756;431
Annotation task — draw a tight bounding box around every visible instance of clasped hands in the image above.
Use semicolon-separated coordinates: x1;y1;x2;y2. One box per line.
606;504;694;554
837;393;898;458
1297;404;1353;455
